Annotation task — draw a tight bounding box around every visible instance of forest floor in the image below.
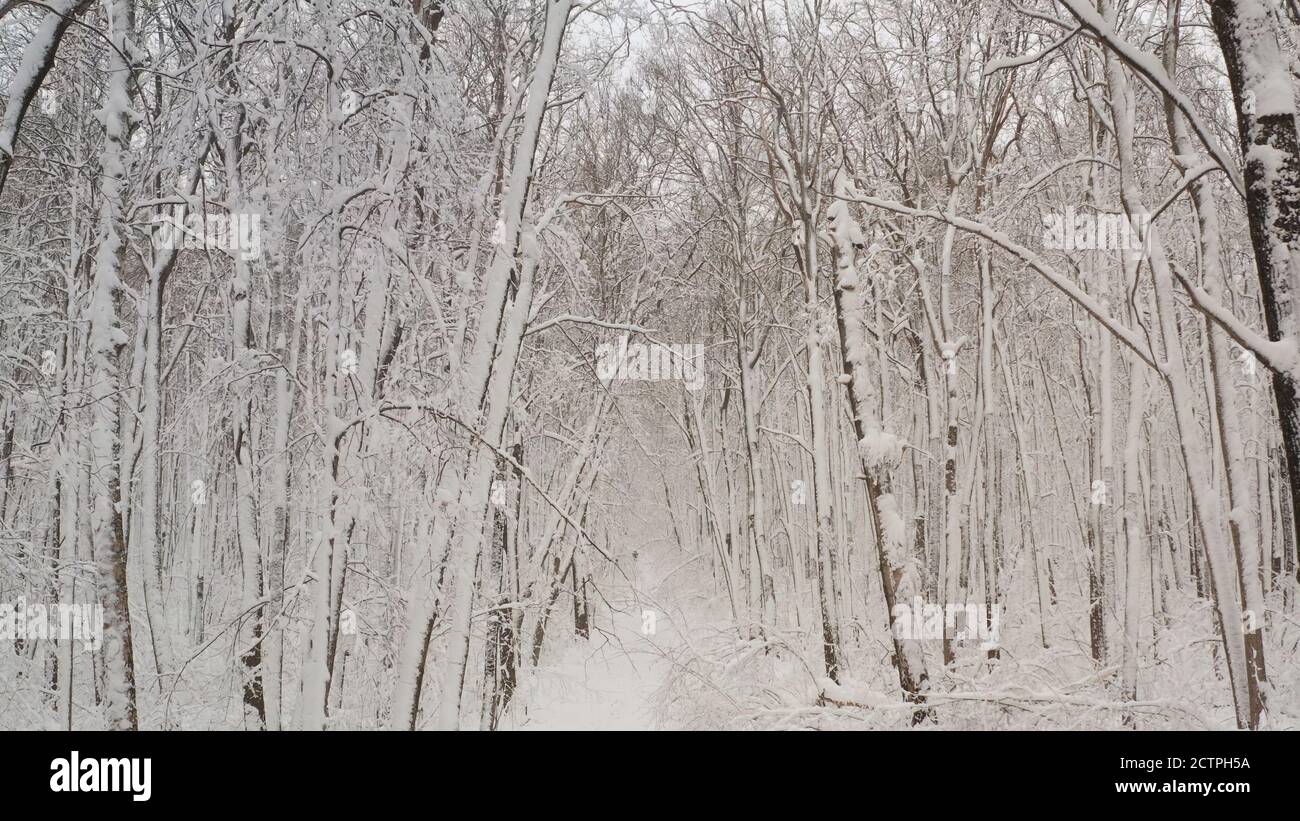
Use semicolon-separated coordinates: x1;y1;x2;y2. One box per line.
514;557;681;730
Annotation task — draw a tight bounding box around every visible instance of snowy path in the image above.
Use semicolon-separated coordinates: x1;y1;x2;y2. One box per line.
516;575;677;730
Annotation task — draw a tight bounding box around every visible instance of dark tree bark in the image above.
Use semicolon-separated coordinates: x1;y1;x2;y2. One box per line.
1209;0;1300;588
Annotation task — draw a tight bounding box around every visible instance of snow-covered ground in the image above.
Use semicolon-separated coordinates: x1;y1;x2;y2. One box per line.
516;599;674;730
509;546;681;730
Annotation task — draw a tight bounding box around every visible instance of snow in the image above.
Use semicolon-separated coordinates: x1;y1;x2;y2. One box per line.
818;678;893;708
0;0;82;157
3;0;1299;737
1234;0;1297;117
1246;142;1289;186
877;492;907;557
859;427;904;468
518;601;673;731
